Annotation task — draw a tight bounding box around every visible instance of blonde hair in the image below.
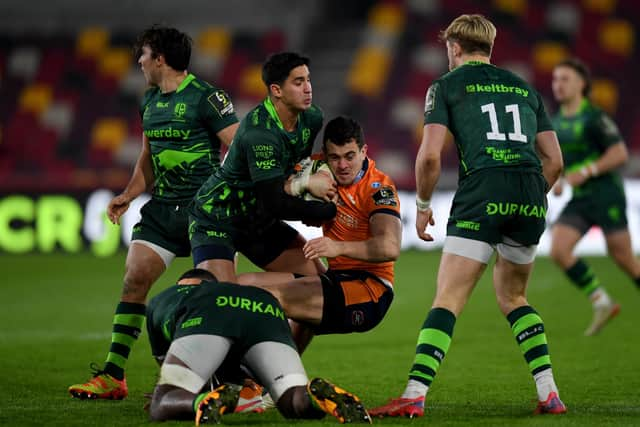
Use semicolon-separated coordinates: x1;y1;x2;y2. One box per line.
441;14;496;56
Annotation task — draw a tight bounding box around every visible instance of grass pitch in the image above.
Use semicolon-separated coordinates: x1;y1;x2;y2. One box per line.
0;250;638;426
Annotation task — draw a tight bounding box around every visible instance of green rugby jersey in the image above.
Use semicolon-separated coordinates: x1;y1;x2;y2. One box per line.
551;99;624;198
194;97;323;214
145;283;198;358
141;73;238;203
424;62;552;180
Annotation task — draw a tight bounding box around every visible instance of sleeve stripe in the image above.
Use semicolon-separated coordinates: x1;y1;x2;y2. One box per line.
369;208;401;219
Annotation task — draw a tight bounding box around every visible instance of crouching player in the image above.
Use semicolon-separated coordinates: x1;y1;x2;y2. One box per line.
145;268;371;424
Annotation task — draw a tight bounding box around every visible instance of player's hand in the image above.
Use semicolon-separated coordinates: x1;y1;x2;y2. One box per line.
416;208;435;242
307;171;337;202
107;193;132;225
552;180;563;196
303;236;341;259
565;171;587;188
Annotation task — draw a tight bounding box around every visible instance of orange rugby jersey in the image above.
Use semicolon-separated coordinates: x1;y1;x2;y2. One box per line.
322;158;401;285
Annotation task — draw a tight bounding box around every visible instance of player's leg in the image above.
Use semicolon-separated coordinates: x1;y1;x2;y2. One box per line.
493;243;566;414
605;228;640;287
150;335;235;422
69;241;170;399
263;232;326;275
371;237;489;418
243;341;370;423
551;216;617;335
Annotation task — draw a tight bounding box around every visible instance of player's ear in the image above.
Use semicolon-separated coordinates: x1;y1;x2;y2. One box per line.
361;144;368;157
269;83;282;99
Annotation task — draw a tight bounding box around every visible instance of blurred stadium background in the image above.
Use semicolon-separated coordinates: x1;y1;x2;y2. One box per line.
1;2;640;426
1;0;639;193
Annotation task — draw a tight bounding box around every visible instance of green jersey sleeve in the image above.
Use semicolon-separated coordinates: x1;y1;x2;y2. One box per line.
423;81;449;126
200;88;239;134
245;130;285;182
588;111;623;151
535;92;554;133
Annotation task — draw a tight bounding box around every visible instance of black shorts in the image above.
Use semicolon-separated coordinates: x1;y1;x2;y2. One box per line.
132;198;192;256
315;270;394;334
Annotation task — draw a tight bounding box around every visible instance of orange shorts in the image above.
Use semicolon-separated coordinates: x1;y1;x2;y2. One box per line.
316;269;394;334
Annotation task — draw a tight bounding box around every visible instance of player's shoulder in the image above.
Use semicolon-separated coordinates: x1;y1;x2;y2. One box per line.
141;86;160;106
357;159;399;207
302;103;324;129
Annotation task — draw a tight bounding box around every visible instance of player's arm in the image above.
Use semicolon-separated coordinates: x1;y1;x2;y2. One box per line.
217;122;239;147
107;134;154;224
303;212;401;262
255;177;337;221
591;141;628;175
415;123;450;241
534;130;563;191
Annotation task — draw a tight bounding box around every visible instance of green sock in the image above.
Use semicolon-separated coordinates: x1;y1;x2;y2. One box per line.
565;259;601;296
507;306;552;376
103;302;146;380
408;307;456;386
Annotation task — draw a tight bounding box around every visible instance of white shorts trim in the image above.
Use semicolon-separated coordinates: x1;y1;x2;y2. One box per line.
496;236;537;265
443;236;537;265
158;363;206;394
131;239;175;267
443;236;494;264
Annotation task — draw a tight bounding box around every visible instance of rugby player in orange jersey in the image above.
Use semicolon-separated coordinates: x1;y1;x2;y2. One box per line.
238;116;401;352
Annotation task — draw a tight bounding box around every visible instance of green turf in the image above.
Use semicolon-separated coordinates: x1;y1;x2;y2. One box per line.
0;251;639;426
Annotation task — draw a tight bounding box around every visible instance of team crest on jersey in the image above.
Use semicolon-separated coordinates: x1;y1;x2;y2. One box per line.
371;182;381;188
174;102;187;118
302;128;311;144
372;186;398;206
351;310;365;326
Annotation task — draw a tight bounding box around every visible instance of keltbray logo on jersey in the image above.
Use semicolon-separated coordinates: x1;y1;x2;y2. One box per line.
466;83;528;97
174;102;187;118
486;202;547;218
216;295;285;320
455;220;480;231
485;147;522;164
144;127;192;140
181;317;202;329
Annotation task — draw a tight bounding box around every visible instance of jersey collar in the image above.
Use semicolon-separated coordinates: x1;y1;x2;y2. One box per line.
176;73;196;93
263;97;286;130
352;157;369;185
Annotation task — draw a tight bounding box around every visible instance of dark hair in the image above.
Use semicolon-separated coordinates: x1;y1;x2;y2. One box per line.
322;116;365;152
261;52;310;87
555;57;592;97
177;268;217;282
134;25;192;71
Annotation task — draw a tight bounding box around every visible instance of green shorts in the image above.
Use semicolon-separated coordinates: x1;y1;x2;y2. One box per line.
556;191;627;235
173;282;296;352
131;198;192;257
447;169;548;246
189;202;299;267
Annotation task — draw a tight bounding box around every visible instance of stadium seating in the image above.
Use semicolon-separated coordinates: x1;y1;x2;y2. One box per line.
0;0;638;192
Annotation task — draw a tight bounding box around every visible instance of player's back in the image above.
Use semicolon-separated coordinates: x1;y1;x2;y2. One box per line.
427;62;551;180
